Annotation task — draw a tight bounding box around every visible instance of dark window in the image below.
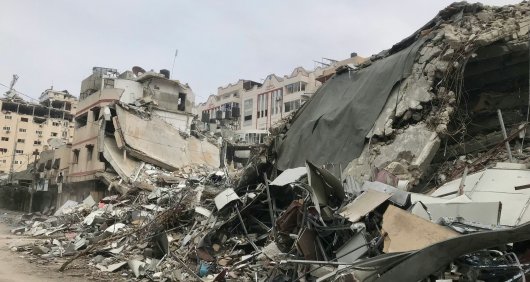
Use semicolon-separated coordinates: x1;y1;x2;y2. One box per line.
20;117;28;122
178;93;186;111
75;113;88;128
73;149;79;164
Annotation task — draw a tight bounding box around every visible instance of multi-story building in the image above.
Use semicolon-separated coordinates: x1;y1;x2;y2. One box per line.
0;89;77;175
200;67;319;131
67;66;196;201
199;54;366;132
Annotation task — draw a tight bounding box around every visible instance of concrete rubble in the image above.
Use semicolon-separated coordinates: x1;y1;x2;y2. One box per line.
0;1;530;282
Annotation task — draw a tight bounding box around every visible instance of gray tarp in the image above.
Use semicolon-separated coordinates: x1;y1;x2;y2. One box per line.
275;39;425;171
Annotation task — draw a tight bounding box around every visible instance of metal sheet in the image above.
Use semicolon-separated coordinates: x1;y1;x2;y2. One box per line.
214;188;240;211
270;167;307;186
339;190;391;223
362;181;409;206
411;201;501;225
336;232;369;267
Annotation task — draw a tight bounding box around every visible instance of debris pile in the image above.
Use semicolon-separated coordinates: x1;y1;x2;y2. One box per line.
6;158;530;281
1;1;530;282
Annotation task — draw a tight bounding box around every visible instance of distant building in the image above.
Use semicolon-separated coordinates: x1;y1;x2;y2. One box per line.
0;89;77;175
198;54;366;132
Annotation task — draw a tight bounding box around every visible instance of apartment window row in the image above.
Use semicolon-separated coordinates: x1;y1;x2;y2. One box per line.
17;139;24;143
0;148;7;153
285;81;307;94
257;93;268;118
1;137;8;141
284;100;301;113
21;117;28;122
2;126;10;131
15;150;23;154
34;140;41;145
243;99;253;126
19;128;26;133
271;89;283;116
4;115;11;120
72;145;94;164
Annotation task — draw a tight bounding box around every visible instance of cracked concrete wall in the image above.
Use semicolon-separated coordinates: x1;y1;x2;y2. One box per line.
342;2;529;190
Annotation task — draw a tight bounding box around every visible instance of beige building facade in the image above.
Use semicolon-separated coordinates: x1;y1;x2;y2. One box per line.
199;54;365;132
0;89;77;174
69;67;196;187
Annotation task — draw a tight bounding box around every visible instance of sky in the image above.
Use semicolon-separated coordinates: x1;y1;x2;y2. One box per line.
0;0;522;103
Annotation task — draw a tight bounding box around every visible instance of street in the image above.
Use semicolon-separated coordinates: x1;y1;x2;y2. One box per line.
0;211;91;282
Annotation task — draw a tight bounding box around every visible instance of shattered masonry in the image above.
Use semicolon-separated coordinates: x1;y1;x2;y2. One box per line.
1;1;530;282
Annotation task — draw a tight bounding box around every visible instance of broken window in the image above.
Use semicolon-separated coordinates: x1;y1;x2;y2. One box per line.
178;93;186;111
51;132;58;137
103;78;115;89
45;159;52;170
52;121;60;126
243;99;253;126
91;107;101;121
73;149;79;164
52;158;60;169
285;81;307;94
20;117;28;122
86;144;94;161
75;113;88;128
33;117;47;124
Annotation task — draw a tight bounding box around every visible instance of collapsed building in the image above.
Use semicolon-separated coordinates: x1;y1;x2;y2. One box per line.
4;2;530;282
273;1;530;191
58;66;220;206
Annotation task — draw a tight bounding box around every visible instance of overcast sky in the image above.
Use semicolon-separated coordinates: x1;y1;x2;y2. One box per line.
0;0;522;103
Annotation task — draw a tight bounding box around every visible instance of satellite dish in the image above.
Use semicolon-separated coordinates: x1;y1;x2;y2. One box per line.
48;138;65;149
132;66;146;76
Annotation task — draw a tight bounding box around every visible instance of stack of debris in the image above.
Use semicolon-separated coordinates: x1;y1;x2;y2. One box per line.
271;1;530;194
3;2;530;281
6;158;530;281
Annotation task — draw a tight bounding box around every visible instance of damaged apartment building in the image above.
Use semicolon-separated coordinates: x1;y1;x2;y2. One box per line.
0;88;76;175
198;56;365;166
61;66;219;205
5;3;530;282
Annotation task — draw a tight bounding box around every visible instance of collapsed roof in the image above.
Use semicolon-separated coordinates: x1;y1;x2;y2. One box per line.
273;1;530;190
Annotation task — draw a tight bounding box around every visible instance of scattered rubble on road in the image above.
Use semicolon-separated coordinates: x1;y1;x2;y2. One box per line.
1;1;530;281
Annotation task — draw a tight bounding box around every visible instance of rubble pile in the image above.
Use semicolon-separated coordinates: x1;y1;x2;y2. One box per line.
1;2;530;282
270;1;530;193
5;158;530;281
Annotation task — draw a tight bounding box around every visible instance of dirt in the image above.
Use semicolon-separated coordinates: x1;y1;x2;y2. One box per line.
0;210;94;282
